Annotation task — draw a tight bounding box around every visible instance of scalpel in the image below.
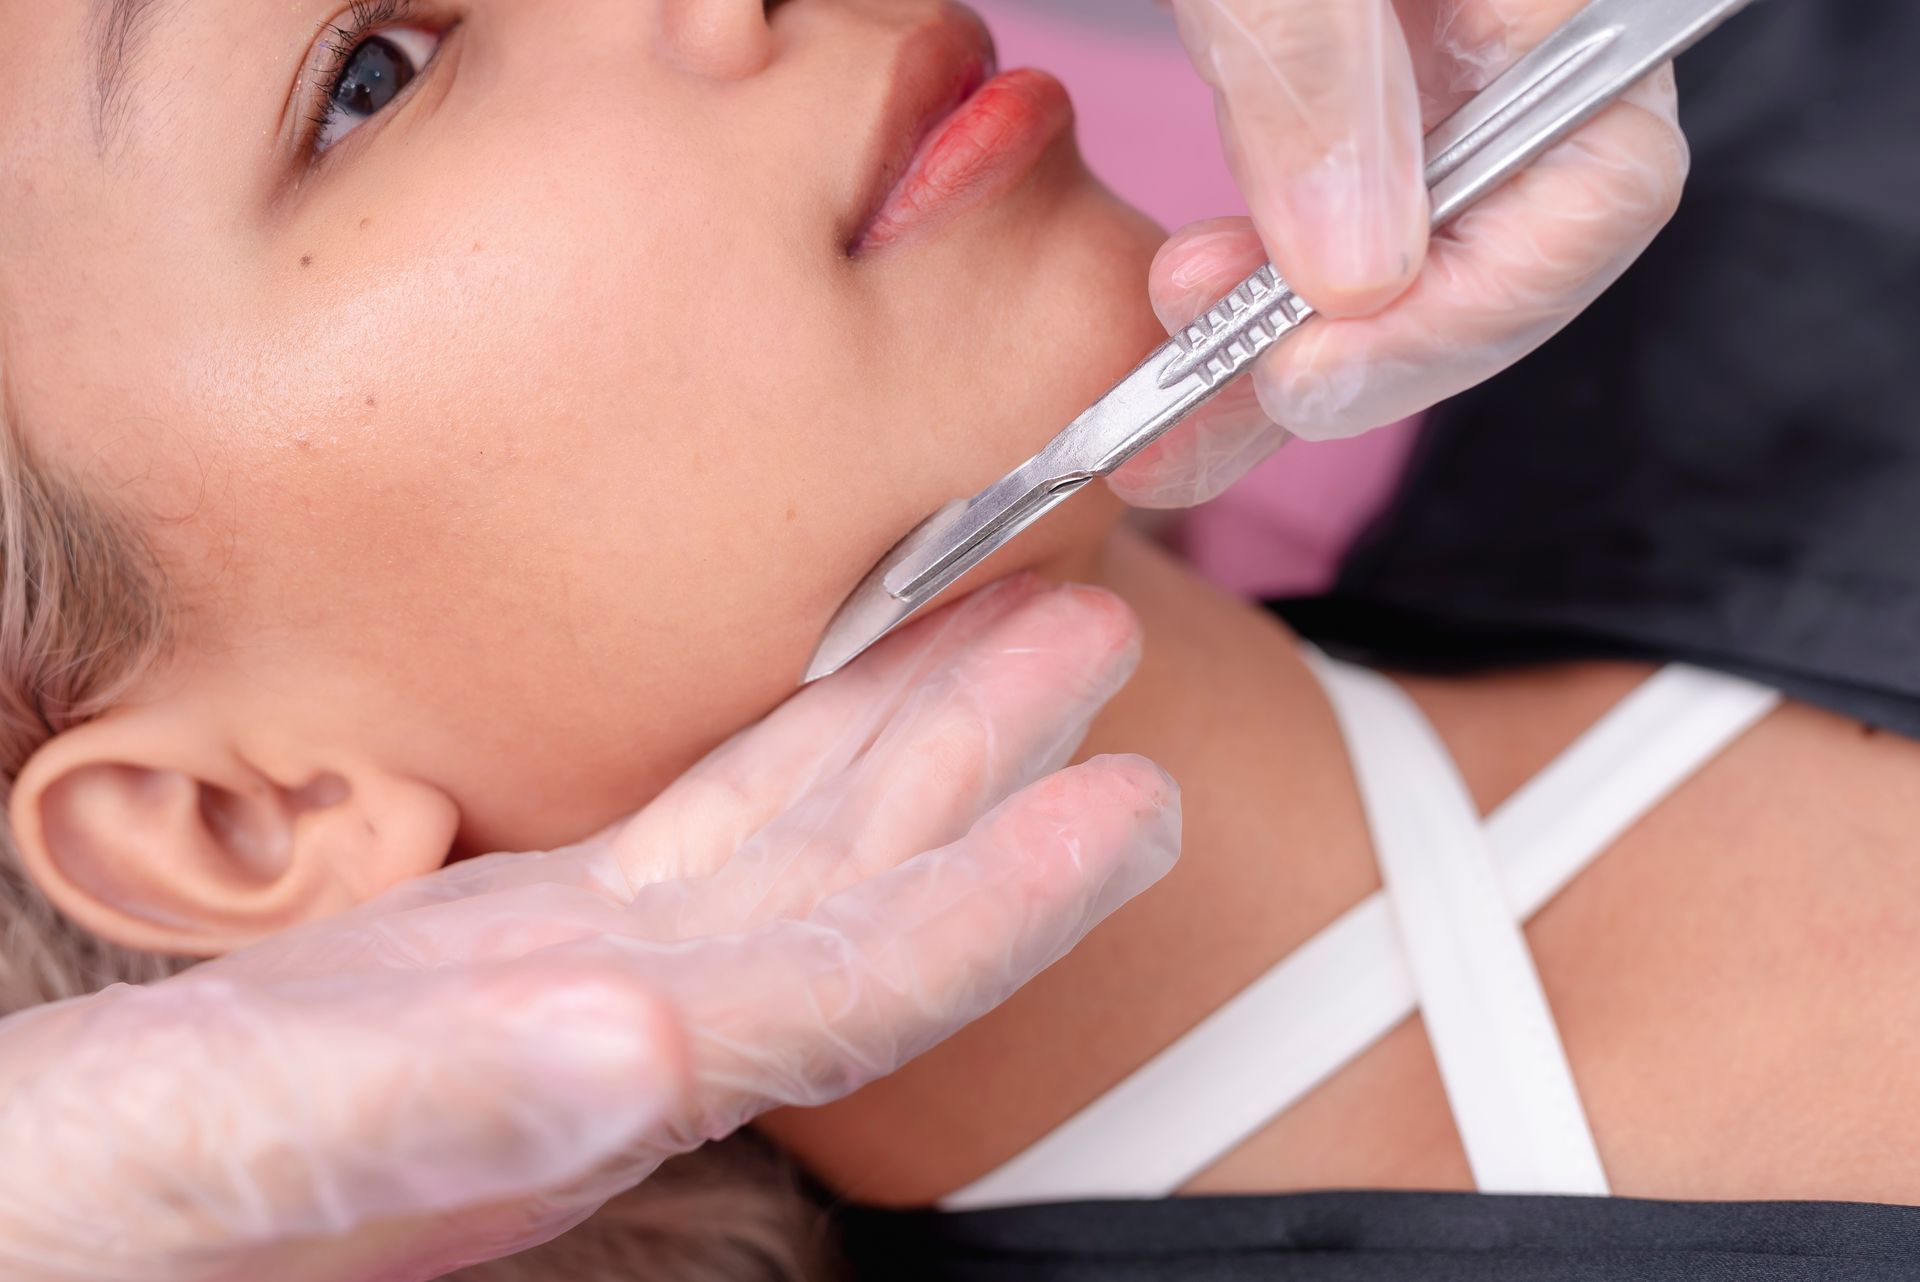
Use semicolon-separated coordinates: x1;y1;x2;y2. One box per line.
805;0;1759;684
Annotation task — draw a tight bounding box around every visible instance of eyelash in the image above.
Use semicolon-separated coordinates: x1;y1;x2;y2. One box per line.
301;0;429;157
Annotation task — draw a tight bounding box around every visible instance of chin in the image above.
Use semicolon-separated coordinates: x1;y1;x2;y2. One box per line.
925;174;1159;587
1045;170;1171;389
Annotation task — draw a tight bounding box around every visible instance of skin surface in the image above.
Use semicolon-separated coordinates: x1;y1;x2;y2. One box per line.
765;532;1920;1210
5;0;1920;1222
0;0;1160;948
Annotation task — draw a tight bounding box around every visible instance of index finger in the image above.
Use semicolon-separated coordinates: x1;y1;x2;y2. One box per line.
606;575;1050;884
636;754;1181;1144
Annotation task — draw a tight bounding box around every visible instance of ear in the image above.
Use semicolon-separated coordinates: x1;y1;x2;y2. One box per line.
8;705;459;956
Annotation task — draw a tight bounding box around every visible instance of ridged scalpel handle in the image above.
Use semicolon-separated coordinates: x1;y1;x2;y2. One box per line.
1155;264;1316;391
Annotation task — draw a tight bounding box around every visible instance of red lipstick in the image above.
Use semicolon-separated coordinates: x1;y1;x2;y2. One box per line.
857;69;1072;254
849;6;1075;256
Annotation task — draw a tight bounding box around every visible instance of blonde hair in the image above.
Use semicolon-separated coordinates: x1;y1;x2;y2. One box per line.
0;380;835;1281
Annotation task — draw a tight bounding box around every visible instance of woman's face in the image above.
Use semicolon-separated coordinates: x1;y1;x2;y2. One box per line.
2;0;1165;854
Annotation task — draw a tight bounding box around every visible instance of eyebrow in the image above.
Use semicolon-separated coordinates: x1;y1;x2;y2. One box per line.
91;0;172;150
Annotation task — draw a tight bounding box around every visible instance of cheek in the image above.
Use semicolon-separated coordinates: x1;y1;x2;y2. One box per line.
173;206;882;851
200;108;856;591
165;109;1162;854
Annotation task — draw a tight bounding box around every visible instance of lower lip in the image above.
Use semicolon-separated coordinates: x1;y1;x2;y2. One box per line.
856;68;1073;254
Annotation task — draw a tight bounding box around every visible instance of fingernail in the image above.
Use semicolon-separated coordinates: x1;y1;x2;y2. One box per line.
1152;223;1265;332
1167;230;1253;294
1052;585;1143;680
1298;147;1407;280
1264;143;1425;313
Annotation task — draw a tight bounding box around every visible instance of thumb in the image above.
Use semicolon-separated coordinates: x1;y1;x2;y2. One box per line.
1173;0;1427;315
0;961;687;1281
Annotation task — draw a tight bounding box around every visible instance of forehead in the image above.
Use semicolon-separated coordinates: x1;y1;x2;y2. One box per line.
0;1;192;444
9;0;319;174
0;5;88;270
3;2;89;150
4;0;250;246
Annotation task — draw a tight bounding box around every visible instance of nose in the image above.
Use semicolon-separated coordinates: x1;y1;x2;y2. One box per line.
656;0;775;79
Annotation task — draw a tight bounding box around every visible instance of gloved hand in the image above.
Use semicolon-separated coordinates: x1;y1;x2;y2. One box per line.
1111;0;1690;507
0;577;1179;1282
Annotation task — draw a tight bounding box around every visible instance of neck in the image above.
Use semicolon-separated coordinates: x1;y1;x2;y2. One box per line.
990;525;1382;1141
1067;525;1346;822
761;524;1382;1203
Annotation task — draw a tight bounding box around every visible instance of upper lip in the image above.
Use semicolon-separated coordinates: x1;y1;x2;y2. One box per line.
846;5;998;251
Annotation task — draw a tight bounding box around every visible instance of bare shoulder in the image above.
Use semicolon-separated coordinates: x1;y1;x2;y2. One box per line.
1541;694;1920;1203
1433;671;1920;1205
763;552;1920;1208
1195;668;1920;1202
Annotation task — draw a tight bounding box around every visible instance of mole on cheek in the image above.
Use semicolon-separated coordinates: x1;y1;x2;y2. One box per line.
359;217;372;230
300;254;314;268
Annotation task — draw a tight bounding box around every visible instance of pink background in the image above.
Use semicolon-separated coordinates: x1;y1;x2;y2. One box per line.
971;0;1419;597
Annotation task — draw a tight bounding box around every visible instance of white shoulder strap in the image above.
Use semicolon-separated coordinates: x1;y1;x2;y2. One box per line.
940;659;1779;1211
1306;651;1607;1195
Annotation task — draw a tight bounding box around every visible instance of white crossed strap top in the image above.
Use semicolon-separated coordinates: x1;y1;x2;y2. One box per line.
941;650;1783;1212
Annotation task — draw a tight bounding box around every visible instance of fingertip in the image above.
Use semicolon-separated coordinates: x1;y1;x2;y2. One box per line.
1150;219;1269;329
1011;754;1183;877
952;580;1143;702
1047;584;1144;674
1152;217;1260;272
1085;753;1183;829
1299;272;1421;321
796;571;1053;712
1206;0;1428;317
1096;754;1184;872
832;585;1145;843
985;756;1183;924
1272;212;1429;320
1600;78;1691;225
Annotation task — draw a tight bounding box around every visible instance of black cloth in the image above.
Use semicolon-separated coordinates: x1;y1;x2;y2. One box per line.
835;2;1920;1277
1273;0;1920;739
838;1192;1920;1280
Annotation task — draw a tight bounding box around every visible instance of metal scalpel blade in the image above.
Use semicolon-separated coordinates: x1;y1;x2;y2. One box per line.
802;0;1759;685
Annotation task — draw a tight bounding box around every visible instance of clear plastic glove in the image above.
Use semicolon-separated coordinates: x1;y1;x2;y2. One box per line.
1111;0;1690;507
0;577;1179;1282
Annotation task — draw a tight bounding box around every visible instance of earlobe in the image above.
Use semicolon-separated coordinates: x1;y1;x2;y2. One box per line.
9;711;459;957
